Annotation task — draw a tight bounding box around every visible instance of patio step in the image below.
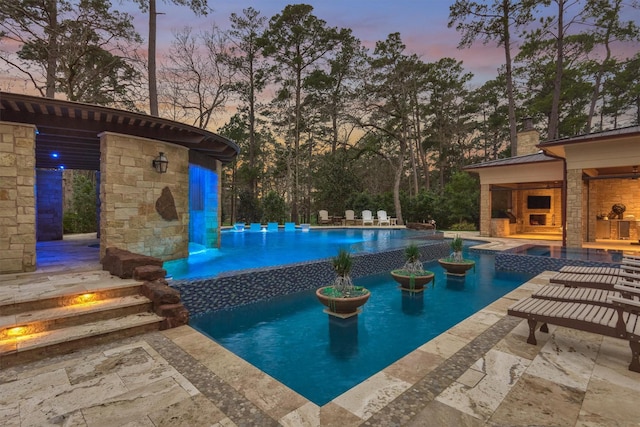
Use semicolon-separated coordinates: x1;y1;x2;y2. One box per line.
0;276;163;368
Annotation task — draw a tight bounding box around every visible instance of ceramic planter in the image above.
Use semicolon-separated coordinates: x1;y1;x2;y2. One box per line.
315;286;370;318
390;270;435;292
438;259;475;276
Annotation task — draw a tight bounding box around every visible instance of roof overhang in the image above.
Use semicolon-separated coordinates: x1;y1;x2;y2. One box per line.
0;91;239;170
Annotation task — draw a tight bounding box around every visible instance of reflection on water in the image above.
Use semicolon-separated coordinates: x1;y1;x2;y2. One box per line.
401;291;424;316
328;316;359;360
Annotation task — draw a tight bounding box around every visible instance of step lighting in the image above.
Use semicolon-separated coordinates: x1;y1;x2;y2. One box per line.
7;326;28;337
73;293;97;304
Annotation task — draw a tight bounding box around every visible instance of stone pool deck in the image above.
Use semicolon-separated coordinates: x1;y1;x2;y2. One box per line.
2;233;640;425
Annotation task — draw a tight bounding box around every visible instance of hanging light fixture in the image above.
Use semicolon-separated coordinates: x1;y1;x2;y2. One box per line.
152;152;168;173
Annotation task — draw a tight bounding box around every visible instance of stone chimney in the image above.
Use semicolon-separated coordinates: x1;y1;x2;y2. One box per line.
515;117;540;156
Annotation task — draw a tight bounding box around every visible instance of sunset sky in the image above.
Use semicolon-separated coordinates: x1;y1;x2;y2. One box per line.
122;0;506;86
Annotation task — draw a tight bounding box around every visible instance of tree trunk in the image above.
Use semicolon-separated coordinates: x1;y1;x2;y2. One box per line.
45;0;58;98
148;0;159;116
548;0;565;140
502;0;518;155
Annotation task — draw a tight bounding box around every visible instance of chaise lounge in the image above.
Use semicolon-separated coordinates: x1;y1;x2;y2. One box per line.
508;290;640;372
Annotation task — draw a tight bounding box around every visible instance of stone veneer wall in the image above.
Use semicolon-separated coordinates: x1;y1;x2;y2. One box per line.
36;169;63;241
0;121;36;273
479;183;491;237
565;168;583;247
588;178;640;241
171;240;449;316
99;132;189;261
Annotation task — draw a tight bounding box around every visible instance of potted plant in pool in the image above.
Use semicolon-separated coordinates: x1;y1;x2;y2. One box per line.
438;234;475;276
315;249;370;318
390;243;435;292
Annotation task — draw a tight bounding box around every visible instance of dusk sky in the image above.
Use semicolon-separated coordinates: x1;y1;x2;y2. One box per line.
122;0;506;86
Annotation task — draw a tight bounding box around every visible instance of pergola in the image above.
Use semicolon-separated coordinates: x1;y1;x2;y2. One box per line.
0;91;239;171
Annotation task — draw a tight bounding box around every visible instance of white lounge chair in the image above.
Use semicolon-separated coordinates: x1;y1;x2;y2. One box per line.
361;210;374;226
377;210;390;226
344;210;356;225
318;210;331;225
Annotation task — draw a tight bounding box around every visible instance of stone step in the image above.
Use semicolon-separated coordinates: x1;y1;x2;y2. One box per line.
0;312;163;368
0;294;153;339
0;278;142;316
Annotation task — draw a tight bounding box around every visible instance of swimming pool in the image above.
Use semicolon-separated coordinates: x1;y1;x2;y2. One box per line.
165;228;435;279
190;250;533;406
509;244;624;263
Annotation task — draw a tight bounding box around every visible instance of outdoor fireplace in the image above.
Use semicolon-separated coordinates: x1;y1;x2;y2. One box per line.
529;214;546;226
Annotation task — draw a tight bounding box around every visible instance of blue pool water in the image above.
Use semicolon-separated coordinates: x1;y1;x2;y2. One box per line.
509;244;625;263
190;250;533;406
165;228;431;279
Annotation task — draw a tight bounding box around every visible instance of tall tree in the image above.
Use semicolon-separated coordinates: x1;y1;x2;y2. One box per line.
225;7;268;198
160;25;233;129
423;57;473;187
448;0;535;156
352;33;424;224
130;0;208;116
581;0;640;131
260;4;341;223
0;0;141;103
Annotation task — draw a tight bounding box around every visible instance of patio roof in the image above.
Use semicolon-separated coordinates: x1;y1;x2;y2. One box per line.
0;91;240;170
464;152;560;172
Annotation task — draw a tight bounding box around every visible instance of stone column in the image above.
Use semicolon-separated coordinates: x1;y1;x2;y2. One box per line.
0;122;36;273
565;168;583;248
480;183;491;237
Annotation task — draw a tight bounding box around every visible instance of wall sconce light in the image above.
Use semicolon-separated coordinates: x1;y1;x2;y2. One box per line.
152;152;168;173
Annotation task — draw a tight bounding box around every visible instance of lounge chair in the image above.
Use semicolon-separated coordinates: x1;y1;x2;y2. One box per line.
284;222;296;231
558;265;622;276
267;222;279;232
377;210;390;226
233;223;245;232
532;285;622;308
549;272;620;288
344;210;356;225
507;291;640;372
318;210;331;225
361;210;374;226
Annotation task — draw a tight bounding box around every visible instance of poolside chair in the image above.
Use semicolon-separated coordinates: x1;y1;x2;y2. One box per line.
558;264;640;277
233;223;245;232
344;210;356;225
507;290;640;372
377;210;390;226
267;222;279;232
549;272;620;289
361;210;374;226
318;210;331;225
284;222;296;231
558;265;622;276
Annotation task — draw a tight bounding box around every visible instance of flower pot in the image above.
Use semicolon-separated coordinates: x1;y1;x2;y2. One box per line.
438;259;475;276
316;286;370;318
390;270;435;292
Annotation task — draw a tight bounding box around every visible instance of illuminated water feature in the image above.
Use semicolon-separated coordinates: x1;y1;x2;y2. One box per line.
190;249;533;406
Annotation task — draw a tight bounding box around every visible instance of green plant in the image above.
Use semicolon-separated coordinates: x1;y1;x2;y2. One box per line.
450;235;464;253
63;172;97;233
450;221;477;231
404;243;420;263
332;249;353;277
400;243;425;274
